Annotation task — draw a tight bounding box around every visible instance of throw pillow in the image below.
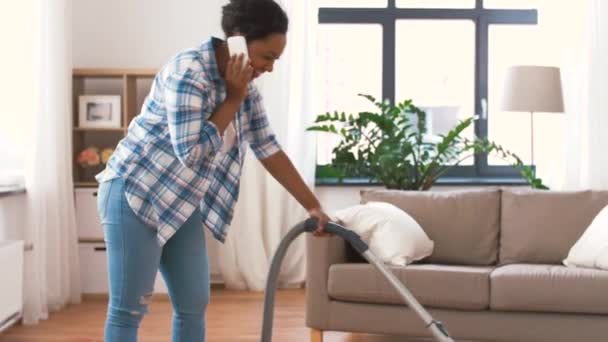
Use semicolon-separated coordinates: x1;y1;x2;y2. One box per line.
564;204;608;270
333;201;434;266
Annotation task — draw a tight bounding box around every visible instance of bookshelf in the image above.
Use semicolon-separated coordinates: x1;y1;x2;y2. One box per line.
72;68;156;187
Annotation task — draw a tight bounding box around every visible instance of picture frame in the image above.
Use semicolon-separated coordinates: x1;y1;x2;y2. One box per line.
78;95;122;128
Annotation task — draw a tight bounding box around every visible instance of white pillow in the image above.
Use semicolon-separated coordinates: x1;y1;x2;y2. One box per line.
333;201;434;266
563;204;608;270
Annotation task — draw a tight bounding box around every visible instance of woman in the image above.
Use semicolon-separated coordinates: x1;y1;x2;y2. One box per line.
95;0;330;340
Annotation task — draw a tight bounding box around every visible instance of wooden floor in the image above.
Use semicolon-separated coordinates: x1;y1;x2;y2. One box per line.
0;288;430;342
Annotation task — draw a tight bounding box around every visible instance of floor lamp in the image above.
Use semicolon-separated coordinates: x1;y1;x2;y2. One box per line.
500;65;564;168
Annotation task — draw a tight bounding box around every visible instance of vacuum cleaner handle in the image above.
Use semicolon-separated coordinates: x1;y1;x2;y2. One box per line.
304;218;369;254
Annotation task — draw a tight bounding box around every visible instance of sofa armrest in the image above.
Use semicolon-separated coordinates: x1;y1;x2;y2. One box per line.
305;234;349;329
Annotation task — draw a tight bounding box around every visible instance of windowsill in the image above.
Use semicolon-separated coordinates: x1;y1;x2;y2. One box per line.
315;177;529;187
0;170;26;198
0;185;26;198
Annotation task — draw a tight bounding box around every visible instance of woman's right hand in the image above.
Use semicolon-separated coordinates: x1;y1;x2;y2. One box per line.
225;53;254;104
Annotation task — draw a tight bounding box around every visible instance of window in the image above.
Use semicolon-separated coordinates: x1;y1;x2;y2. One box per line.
316;0;539;180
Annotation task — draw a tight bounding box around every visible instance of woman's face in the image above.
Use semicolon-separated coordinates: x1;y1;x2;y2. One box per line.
247;33;286;79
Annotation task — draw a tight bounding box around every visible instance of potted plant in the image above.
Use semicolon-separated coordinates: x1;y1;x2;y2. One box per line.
307;94;547;190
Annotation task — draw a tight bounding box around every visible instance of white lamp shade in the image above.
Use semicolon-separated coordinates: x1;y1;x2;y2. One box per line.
500;65;565;113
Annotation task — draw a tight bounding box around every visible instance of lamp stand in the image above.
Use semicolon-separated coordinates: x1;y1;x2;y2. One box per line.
530;111;535;174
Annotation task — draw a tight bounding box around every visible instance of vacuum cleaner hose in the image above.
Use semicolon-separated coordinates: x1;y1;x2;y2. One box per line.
261;218;454;342
261;218;367;342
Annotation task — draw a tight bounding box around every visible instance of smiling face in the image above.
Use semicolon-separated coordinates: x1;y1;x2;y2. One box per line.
246;33;286;79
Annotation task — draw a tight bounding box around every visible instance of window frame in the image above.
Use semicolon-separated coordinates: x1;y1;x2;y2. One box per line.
317;0;538;182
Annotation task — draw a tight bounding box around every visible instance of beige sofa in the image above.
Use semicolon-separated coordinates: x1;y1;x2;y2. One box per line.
306;188;608;342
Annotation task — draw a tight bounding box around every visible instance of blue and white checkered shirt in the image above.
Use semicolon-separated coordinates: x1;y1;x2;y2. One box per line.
96;38;282;246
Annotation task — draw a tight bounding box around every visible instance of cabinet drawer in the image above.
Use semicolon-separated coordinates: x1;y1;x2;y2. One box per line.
79;243;109;294
78;243;168;294
74;188;104;239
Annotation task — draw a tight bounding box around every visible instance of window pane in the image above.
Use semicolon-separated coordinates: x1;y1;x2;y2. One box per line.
488;24;564;167
318;0;387;8
315;24;383;165
396;20;475;164
483;0;538;9
397;0;474;8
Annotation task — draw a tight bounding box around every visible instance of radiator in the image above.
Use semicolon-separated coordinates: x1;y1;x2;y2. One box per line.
0;240;24;332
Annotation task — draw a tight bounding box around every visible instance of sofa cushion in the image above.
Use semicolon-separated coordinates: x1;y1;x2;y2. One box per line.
334;202;434;266
499;189;608;265
564;203;608;270
327;263;493;310
491;264;608;314
361;188;500;265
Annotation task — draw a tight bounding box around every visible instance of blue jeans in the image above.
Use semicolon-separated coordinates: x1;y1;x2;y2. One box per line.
97;177;210;342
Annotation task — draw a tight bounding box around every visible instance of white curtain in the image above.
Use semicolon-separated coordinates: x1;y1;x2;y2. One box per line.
22;0;81;324
217;0;318;290
556;0;608;190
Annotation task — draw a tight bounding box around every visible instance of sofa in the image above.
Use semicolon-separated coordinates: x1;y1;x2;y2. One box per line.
306;188;608;342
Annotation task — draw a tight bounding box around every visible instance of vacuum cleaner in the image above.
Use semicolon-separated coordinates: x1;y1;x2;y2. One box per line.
261;218;455;342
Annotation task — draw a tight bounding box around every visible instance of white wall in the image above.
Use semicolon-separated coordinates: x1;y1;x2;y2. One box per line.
0;1;39;170
72;0;226;68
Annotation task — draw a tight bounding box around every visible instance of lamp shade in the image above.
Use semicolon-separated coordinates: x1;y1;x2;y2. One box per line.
500;65;564;113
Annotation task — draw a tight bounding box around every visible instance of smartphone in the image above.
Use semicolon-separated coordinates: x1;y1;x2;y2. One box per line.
227;36;250;68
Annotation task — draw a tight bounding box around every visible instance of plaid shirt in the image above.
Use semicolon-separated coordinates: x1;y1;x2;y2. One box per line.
96;38;282;246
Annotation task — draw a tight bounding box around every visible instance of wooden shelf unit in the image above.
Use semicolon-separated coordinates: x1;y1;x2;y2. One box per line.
74;182;99;187
73;68;158;77
73;127;126;132
72;68;157;187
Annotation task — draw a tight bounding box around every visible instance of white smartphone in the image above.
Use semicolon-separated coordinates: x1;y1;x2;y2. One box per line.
227;36;250;67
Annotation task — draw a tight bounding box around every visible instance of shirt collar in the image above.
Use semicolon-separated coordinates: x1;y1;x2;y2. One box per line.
201;37;223;83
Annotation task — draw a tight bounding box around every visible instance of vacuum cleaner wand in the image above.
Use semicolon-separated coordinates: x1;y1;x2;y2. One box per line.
261;218;455;342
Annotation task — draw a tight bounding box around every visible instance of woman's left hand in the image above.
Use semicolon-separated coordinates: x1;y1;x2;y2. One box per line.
308;207;332;237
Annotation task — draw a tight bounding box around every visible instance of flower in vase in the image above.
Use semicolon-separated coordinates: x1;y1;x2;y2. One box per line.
78;147;100;167
101;148;114;164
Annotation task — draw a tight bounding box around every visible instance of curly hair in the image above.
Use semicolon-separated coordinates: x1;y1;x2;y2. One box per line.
221;0;288;42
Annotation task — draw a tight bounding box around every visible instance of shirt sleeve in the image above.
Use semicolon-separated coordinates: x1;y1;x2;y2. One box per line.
164;70;222;168
246;87;282;160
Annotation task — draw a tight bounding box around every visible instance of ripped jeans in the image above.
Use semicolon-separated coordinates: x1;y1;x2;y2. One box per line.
97;177;210;342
